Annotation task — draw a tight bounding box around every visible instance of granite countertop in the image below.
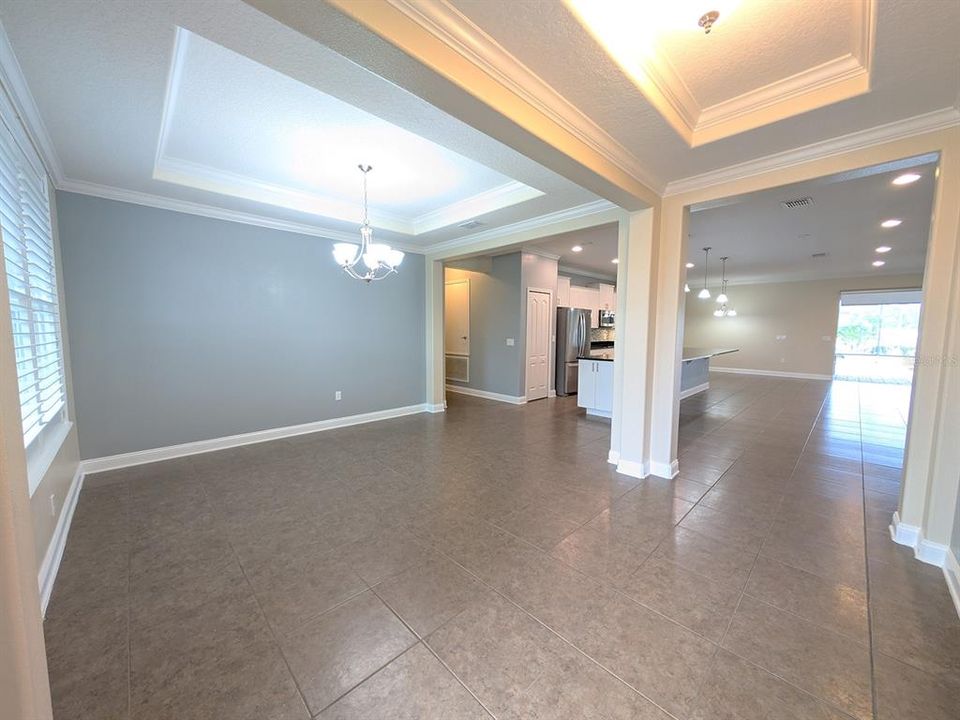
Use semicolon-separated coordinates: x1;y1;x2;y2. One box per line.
682;347;739;362
579;353;614;362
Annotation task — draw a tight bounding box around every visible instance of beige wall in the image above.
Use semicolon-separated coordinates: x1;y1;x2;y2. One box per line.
683;274;923;377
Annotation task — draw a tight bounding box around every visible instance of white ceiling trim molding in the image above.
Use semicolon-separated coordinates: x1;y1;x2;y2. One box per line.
664;106;960;196
0;20;64;184
695;53;869;139
723;269;927;287
558;264;617;282
153;26;544;237
384;0;664;194
426;199;617;258
412;180;542;234
58;177;420;252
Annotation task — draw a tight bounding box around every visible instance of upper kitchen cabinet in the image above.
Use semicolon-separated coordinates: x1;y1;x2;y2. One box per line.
557;275;571;307
597;283;615;311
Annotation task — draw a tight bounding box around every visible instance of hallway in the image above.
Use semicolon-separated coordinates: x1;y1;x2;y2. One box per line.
44;376;958;719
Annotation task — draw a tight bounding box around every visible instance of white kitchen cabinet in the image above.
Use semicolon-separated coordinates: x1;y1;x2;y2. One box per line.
577;359;613;417
568;286;599;327
597;283;615;311
557;275;571;306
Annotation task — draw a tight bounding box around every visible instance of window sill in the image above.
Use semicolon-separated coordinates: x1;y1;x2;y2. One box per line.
27;419;74;498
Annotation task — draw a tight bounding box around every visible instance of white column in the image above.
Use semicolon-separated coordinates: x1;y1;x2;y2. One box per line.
612;208;658;478
648;200;688;478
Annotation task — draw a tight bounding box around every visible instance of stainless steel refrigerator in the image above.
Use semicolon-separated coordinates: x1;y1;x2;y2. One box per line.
556;307;592;396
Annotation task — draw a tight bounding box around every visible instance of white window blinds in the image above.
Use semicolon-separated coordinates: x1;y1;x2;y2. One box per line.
0;116;65;448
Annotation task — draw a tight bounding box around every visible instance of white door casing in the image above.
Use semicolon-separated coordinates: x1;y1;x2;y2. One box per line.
525;288;551;400
444;280;470;356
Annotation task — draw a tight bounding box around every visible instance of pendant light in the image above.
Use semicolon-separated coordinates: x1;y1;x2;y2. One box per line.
716;256;729;304
332;165;404;282
697;247;711;299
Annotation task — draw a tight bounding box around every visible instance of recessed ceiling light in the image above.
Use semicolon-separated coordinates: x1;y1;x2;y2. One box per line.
880;219;902;228
875;246;892;253
685;262;695;268
611;258;619;264
872;260;886;267
892;173;921;186
571;245;583;253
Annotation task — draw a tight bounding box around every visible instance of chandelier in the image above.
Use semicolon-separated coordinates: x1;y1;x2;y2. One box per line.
332;165;404;282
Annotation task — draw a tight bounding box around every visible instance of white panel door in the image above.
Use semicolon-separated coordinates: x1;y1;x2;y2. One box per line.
444;280;470;356
525;289;551;401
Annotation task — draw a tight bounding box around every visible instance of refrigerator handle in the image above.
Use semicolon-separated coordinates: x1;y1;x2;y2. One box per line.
577;313;585;354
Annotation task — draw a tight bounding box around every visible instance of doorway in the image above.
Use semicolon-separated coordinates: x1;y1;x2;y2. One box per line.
525;288;552;401
834;289;922;384
444;279;470;383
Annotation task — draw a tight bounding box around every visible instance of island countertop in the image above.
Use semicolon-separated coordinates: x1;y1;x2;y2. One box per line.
578;353;614;361
682;347;738;362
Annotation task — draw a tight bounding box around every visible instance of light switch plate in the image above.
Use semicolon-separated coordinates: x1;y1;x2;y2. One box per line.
506;338;515;346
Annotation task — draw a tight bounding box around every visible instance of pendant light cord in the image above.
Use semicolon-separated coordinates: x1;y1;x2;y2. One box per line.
702;247;711;290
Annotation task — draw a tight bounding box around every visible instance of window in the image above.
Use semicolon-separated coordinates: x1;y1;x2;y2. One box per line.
834;289;922;384
0;108;66;460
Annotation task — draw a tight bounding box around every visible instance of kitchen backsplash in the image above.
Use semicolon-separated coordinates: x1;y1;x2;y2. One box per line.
591;327;615;342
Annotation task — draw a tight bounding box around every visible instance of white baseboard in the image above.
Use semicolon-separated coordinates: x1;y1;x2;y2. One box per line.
680;382;710;400
617;458;650;479
445;384;526;405
586;409;612;419
944;547;960;620
607;449;620;465
650;459;680;479
425;402;446;413
81;403;430;474
548;389;557;398
710;367;832;381
38;464;83;616
889;510;953;572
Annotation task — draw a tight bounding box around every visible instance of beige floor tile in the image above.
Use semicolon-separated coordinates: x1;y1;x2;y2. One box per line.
690;649;853;719
679;504;772;551
374;554;492;637
621;555;742;641
652;527;757;589
722;596;872;720
873;652;960;720
318;644;489;719
744;556;868;641
428;593;668;719
493;505;581;550
280;590;416;714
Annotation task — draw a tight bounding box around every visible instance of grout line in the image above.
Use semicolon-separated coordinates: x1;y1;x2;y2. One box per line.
197;482;313;720
369;586;499;719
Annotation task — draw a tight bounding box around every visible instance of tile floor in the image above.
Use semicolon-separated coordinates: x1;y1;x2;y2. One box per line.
44;375;959;719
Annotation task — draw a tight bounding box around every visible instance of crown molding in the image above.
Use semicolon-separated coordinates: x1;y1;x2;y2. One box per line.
426;199;618;257
522;247;561;261
0;19;64;184
664;106;960;196
57;178;421;253
412;180;543;234
384;0;664;194
558;264;617;282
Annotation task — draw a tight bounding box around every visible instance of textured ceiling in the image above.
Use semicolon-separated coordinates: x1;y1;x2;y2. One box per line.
449;0;959;181
686;157;936;284
0;0;597;247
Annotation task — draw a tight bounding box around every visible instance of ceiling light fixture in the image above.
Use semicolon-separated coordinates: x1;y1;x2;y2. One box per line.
892;173;921;186
686;262;695;268
684;283;691;293
571;245;583;253
611;258;619;264
872;260;886;267
875;245;892;253
332;165;404;282
698;247;712;299
698;10;720;33
880;219;902;228
716;256;729;304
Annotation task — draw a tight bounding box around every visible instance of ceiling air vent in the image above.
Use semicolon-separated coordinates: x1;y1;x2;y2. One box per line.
781;196;814;209
811;252;828;258
458;220;484;230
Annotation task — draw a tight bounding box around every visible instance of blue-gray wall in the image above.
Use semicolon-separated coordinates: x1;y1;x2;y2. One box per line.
57;192;425;459
445;254;522;397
